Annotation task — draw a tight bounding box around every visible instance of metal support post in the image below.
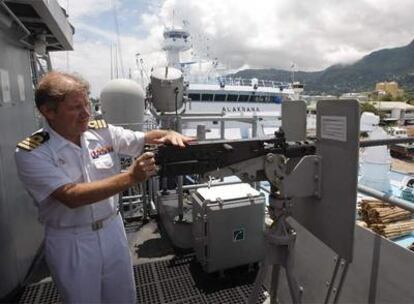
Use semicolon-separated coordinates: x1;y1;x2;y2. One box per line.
142;181;149;220
176;115;182;133
197;125;207;140
252;113;258;138
176;175;184;221
248;195;303;304
220;120;225;139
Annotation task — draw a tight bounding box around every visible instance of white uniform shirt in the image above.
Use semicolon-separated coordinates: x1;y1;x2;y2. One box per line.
15;121;145;228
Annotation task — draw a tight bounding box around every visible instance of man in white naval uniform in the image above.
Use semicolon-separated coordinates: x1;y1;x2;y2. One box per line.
15;71;193;303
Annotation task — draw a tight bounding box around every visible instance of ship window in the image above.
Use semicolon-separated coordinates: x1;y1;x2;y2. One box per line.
188;93;200;101
202;94;214;101
272;95;283;104
227;94;238;102
214;94;226;101
238;95;249;102
254;96;265;102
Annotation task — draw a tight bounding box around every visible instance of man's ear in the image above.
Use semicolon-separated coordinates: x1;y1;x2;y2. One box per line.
39;104;56;121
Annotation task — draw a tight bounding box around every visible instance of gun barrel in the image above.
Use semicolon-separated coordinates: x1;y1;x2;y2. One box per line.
154;137;316;177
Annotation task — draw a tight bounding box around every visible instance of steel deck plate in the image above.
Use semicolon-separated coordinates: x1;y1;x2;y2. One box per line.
19;254;267;304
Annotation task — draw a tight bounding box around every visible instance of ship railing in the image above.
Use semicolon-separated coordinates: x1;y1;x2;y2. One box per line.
113;118;159;220
110;121;150;131
359;137;414;213
358;184;414;213
177;112;273;140
190;76;291;89
151;110;273;219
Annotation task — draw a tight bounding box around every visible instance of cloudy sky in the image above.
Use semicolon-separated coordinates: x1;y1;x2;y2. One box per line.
52;0;414;97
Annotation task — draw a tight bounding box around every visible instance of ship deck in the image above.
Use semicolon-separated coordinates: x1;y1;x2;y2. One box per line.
17;218;267;304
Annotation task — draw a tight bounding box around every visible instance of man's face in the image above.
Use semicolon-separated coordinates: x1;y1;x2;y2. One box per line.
44;91;91;139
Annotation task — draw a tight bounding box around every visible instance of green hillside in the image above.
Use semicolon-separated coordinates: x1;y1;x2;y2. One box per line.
233;40;414;95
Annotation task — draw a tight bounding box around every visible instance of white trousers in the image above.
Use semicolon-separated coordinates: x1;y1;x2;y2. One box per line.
45;215;136;303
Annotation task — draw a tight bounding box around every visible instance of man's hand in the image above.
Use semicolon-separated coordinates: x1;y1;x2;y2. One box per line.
151;130;195;147
128;152;157;183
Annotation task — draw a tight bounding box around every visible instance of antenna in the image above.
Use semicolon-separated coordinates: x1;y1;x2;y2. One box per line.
65;0;70;71
115;44;119;78
135;53;148;88
110;44;113;80
111;0;124;78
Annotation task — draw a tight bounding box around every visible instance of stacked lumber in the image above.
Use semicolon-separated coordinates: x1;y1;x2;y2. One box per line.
370;220;414;239
359;199;414;238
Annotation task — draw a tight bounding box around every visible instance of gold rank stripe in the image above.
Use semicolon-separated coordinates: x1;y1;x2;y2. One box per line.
22;139;39;149
16;132;49;151
17;142;34;151
89;120;108;129
17;138;40;151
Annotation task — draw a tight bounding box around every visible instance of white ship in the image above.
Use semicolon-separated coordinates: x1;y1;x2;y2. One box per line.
142;26;305;139
155;26;303;115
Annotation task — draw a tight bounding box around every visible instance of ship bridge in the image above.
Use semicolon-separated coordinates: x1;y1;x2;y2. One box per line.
162;27;191;68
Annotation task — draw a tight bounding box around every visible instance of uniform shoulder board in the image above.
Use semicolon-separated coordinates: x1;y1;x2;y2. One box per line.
17;131;49;152
88;119;108;130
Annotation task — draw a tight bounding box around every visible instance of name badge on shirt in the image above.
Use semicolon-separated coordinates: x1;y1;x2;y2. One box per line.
91;145;114;169
94;154;114;169
90;145;114;159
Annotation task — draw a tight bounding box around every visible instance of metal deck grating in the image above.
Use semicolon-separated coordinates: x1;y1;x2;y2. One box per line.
18;285;39;304
203;287;246;304
19;282;61;304
239;284;268;303
18;254;267;304
169;296;206;304
160;276;201;302
134;262;155;285
154;258;193;279
136;283;161;304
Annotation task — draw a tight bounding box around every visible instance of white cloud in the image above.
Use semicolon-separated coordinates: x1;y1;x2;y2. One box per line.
51;0;414;96
57;0;119;20
51;41;111;97
154;0;414;71
51;29;165;97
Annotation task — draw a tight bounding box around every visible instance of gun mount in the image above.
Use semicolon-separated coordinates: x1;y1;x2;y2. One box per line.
151;100;414;303
154;131;316;181
152;100;362;303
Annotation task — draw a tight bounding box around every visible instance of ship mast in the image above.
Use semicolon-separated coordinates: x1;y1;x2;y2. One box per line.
162;14;191;70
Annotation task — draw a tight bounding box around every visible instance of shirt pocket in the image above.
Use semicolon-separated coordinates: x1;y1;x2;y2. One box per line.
93;153;114;170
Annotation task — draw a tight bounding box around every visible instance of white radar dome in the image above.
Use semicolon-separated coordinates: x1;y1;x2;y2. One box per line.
150;66;184;112
100;79;145;131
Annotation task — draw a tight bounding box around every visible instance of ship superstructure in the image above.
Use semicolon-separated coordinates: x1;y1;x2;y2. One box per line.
149;26;303;117
0;0;73;300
